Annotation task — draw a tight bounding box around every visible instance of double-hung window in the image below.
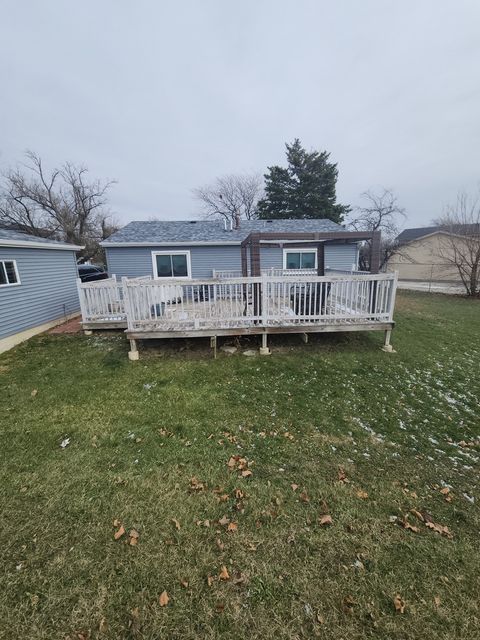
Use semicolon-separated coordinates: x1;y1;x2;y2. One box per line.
152;251;191;279
283;249;317;270
0;260;20;287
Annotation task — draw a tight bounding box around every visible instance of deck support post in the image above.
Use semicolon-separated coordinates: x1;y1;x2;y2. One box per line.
84;330;93;336
259;332;271;355
381;329;394;353
128;338;140;361
210;335;217;359
301;332;309;344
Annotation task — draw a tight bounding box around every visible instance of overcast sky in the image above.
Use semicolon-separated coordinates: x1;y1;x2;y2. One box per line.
1;1;479;227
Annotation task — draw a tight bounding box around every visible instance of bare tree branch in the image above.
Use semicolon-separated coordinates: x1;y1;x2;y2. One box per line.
0;151;119;262
434;191;480;296
348;188;407;270
193;173;263;225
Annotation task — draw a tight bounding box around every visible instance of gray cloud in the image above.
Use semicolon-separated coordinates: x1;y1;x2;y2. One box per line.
1;0;479;226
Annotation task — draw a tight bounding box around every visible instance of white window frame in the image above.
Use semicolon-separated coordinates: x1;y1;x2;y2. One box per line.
282;248;318;271
151;250;192;280
0;259;21;288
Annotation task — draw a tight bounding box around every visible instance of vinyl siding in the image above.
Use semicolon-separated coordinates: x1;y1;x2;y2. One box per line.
106;245;242;279
105;243;358;279
259;244;359;271
0;247;80;340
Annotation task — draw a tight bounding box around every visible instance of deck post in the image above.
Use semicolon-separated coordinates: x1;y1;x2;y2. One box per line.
84;330;93;336
210;335;217;359
381;329;394;353
128;338;140;361
301;332;309;344
259;331;271;356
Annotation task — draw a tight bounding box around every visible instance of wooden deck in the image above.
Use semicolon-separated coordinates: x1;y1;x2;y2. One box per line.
78;272;398;357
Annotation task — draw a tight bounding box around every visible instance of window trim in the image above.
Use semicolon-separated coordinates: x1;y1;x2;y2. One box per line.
151;250;192;280
0;259;21;288
282;248;318;271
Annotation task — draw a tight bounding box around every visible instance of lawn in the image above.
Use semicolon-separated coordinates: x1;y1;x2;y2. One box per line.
1;291;479;640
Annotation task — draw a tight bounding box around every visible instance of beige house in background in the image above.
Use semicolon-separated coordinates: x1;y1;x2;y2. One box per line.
388;226;462;283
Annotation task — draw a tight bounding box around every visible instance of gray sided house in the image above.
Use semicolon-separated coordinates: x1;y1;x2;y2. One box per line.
101;219;360;280
0;229;82;353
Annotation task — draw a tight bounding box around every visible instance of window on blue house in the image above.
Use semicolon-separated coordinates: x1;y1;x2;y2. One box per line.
0;260;20;286
283;250;317;270
152;252;191;278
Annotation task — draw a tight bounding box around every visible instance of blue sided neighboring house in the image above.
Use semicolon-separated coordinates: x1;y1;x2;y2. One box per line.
0;229;83;353
101;219;360;280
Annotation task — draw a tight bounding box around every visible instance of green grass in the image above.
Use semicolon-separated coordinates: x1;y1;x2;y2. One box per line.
1;291;479;639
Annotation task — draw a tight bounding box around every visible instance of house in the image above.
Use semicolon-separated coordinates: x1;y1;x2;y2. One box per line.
388;225;472;283
0;229;82;353
78;218;397;359
100;219;362;278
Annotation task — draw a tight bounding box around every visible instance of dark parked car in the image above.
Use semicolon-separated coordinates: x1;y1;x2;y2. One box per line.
77;264;109;283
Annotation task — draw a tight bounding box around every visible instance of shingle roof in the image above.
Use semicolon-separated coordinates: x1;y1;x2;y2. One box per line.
395;226;441;244
396;224;480;245
101;219;347;245
0;228;82;250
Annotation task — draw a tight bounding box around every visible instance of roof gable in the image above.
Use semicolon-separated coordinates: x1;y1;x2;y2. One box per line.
0;228;83;251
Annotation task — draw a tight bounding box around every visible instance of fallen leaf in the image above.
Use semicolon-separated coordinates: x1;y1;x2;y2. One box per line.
172;518;181;530
113;518;121;527
219;565;230;580
189;477;205;492
234;488;245;499
440;487;450;495
299;490;310;503
316;613;324;624
356;490;368;499
410;509;424;522
218;515;230;526
114;524;125;540
215;602;225;613
207;575;215;586
159;590;169;607
227;522;238;533
425;521;453;539
338;467;349;483
318;514;333;526
180;579;189;588
218;494;229;502
128;529;140;545
241;469;252;478
393;594;406;613
434;595;441;607
397;516;419;533
232;572;247;585
227;456;238;469
215;538;225;551
343;595;355;613
99;617;108;633
291;483;299;492
31;389;38;397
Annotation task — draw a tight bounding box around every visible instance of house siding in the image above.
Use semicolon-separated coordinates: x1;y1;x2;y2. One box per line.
0;247;80;340
106;243;358;278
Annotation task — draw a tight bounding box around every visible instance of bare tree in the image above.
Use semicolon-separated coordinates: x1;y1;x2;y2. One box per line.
348;188;406;270
193;173;263;226
0;151;118;262
434;191;480;296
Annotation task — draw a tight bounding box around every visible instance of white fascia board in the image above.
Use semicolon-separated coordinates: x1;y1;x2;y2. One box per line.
0;239;84;251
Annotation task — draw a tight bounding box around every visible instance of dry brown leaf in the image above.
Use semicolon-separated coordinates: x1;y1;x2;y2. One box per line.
338;467;349;483
227;456;238;469
189;477;204;492
319;514;333;526
218;494;229;502
241;469;252;478
219;565;230;580
31;389;38;397
393;594;406;613
172;518;181;530
128;529;140;546
180;579;189;588
234;488;245;499
232;572;247;585
207;575;215;586
316;613;325;624
99;617;108;633
398;516;419;533
425;521;453;539
227;522;238;533
291;483;299;492
159;590;169;607
218;515;230;526
216;538;225;551
356;490;369;499
114;524;125;540
440;487;450;495
113;519;121;527
434;595;441;607
300;490;310;503
410;509;424;522
343;595;355;613
237;457;248;470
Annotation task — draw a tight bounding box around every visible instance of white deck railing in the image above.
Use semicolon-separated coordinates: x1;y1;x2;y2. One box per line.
77;276;126;324
121;272;398;333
